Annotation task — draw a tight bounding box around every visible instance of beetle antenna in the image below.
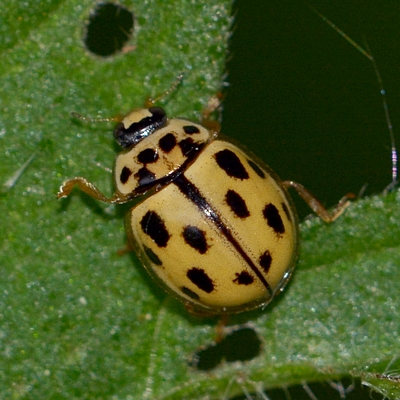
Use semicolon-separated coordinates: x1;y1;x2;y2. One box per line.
71;112;122;123
146;72;185;107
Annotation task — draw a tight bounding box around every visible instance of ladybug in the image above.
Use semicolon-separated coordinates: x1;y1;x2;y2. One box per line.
58;86;349;315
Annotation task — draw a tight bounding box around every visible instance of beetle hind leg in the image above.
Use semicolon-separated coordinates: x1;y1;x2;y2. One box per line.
283;180;354;223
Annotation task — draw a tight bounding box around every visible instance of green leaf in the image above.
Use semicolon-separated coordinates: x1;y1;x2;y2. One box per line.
1;1;399;399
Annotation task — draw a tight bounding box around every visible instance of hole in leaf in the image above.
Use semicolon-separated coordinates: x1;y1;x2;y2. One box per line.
190;327;262;371
223;327;262;363
190;342;224;371
84;3;134;57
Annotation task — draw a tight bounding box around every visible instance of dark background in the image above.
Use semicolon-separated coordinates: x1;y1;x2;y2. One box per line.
224;0;400;219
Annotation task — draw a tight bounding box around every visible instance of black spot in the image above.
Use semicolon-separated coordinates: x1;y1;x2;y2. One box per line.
259;251;272;273
182;226;209;254
137;148;158;164
140;211;170;247
214;149;249;179
183;125;200;134
143;246;162;266
225;189;250;218
120;166;132;184
233;271;254;285
281;202;292;222
135;167;156;187
187;268;214;293
159;133;176;153
247;159;265;179
181;286;200;300
179;138;195;156
84;3;134;57
263;203;285;235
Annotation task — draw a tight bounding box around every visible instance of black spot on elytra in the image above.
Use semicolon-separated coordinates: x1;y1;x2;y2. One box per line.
281;202;292;222
159;133;176;153
140;210;170;247
225;189;250;218
137;148;158;164
259;250;272;273
214;149;249;180
183;226;209;254
233;271;254;285
179;138;195;156
247;159;265;179
181;286;200;300
187;267;214;293
135;167;156;187
183;125;200;134
263;203;285;235
120;166;132;184
143;245;162;266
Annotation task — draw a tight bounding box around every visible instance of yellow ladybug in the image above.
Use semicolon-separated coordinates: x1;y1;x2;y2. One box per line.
58;84;349;315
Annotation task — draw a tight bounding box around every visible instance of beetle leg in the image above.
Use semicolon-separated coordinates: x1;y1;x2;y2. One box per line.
200;94;222;136
57;177;132;204
283;180;354;223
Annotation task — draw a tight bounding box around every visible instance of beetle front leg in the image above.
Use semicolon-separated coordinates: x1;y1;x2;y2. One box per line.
57;177;131;204
283;180;354;223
